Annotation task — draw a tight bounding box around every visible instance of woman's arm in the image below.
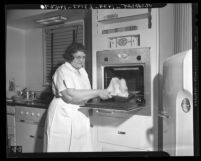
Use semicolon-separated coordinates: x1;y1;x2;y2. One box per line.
60;88;111;105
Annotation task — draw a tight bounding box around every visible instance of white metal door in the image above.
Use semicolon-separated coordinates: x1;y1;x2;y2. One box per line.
16;122;44;153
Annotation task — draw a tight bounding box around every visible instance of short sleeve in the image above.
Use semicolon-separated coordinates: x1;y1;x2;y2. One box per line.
80;68;92;89
53;67;75;95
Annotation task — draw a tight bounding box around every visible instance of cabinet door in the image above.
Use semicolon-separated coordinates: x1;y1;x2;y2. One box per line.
7;115;15;131
7;110;16;146
16;122;44;153
96;115;153;150
7;106;15;127
97;9;148;21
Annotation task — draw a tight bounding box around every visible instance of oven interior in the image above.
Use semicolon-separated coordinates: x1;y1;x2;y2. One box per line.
104;65;144;95
85;64;146;111
98;64;146;106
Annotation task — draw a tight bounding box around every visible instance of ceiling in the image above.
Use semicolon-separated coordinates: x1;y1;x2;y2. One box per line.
6;9;89;30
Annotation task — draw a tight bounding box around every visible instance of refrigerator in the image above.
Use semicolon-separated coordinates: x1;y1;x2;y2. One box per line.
162;49;193;156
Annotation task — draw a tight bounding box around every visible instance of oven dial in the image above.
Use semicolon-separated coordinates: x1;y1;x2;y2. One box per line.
20;111;24;115
136;55;141;61
36;113;40;117
26;111;29;115
31;113;35;116
118;53;128;59
104;57;108;62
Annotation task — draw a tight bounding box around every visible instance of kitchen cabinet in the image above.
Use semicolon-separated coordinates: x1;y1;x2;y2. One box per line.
95;8;151;37
97;115;153;150
90;111;153;151
91;5;174;152
15;122;44;152
15;105;47;153
91;8;158;152
6;105;16;147
96;9;149;23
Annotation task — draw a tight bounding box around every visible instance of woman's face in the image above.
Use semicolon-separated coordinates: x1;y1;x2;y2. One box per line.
71;51;86;69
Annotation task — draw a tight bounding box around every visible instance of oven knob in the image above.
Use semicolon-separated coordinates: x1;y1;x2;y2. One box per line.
26;111;29;115
104;57;108;62
20;111;24;115
36;113;40;117
118;53;128;59
136;55;141;61
31;112;35;116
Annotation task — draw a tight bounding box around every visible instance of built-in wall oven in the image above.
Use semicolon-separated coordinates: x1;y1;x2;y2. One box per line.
96;47;151;115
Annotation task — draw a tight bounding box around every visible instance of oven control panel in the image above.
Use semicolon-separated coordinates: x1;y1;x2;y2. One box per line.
15;106;47;126
103;54;142;63
97;47;150;65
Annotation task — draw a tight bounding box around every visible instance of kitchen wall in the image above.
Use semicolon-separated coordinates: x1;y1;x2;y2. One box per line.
25;28;45;91
158;3;175;150
159;4;175;74
6;26;26;93
6;26;46;93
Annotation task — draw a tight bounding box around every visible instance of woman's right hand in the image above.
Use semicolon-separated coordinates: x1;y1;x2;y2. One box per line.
98;89;112;100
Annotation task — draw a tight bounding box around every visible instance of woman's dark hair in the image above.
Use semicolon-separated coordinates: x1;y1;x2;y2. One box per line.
63;42;87;62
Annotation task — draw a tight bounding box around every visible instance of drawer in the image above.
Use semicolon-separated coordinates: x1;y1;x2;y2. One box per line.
7;105;15;114
7;126;15;135
97;116;153;150
7;115;15;127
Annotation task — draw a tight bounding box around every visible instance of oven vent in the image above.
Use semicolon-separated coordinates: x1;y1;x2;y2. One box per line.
108;34;140;49
102;25;138;34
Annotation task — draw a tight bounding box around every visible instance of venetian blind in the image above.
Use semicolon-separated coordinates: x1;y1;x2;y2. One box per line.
44;23;83;84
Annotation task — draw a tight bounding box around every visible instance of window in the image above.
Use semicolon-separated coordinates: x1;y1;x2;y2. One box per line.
43;20;84;85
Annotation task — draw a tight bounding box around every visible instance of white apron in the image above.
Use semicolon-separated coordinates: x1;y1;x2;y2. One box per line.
43;62;92;152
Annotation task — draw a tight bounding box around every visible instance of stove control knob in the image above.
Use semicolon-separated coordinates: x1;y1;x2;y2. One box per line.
136;55;141;61
104;57;108;62
36;113;40;117
118;53;128;59
26;111;29;115
31;113;35;116
20;111;24;115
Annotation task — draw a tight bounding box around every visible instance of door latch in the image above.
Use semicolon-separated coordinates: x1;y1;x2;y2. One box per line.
181;98;191;113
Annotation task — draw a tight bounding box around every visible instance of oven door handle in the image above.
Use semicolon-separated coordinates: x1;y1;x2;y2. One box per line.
29;135;35;138
19;119;25;122
95;109;114;114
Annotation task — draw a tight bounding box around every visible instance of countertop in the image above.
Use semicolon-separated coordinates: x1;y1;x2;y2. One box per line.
6;99;49;109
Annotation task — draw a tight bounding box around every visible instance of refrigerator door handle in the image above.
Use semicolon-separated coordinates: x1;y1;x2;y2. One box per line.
181;97;191;113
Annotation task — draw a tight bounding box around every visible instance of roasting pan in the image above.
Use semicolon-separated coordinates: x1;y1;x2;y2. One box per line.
81;91;145;112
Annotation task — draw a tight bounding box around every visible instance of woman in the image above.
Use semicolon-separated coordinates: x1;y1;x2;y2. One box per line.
43;42;111;152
